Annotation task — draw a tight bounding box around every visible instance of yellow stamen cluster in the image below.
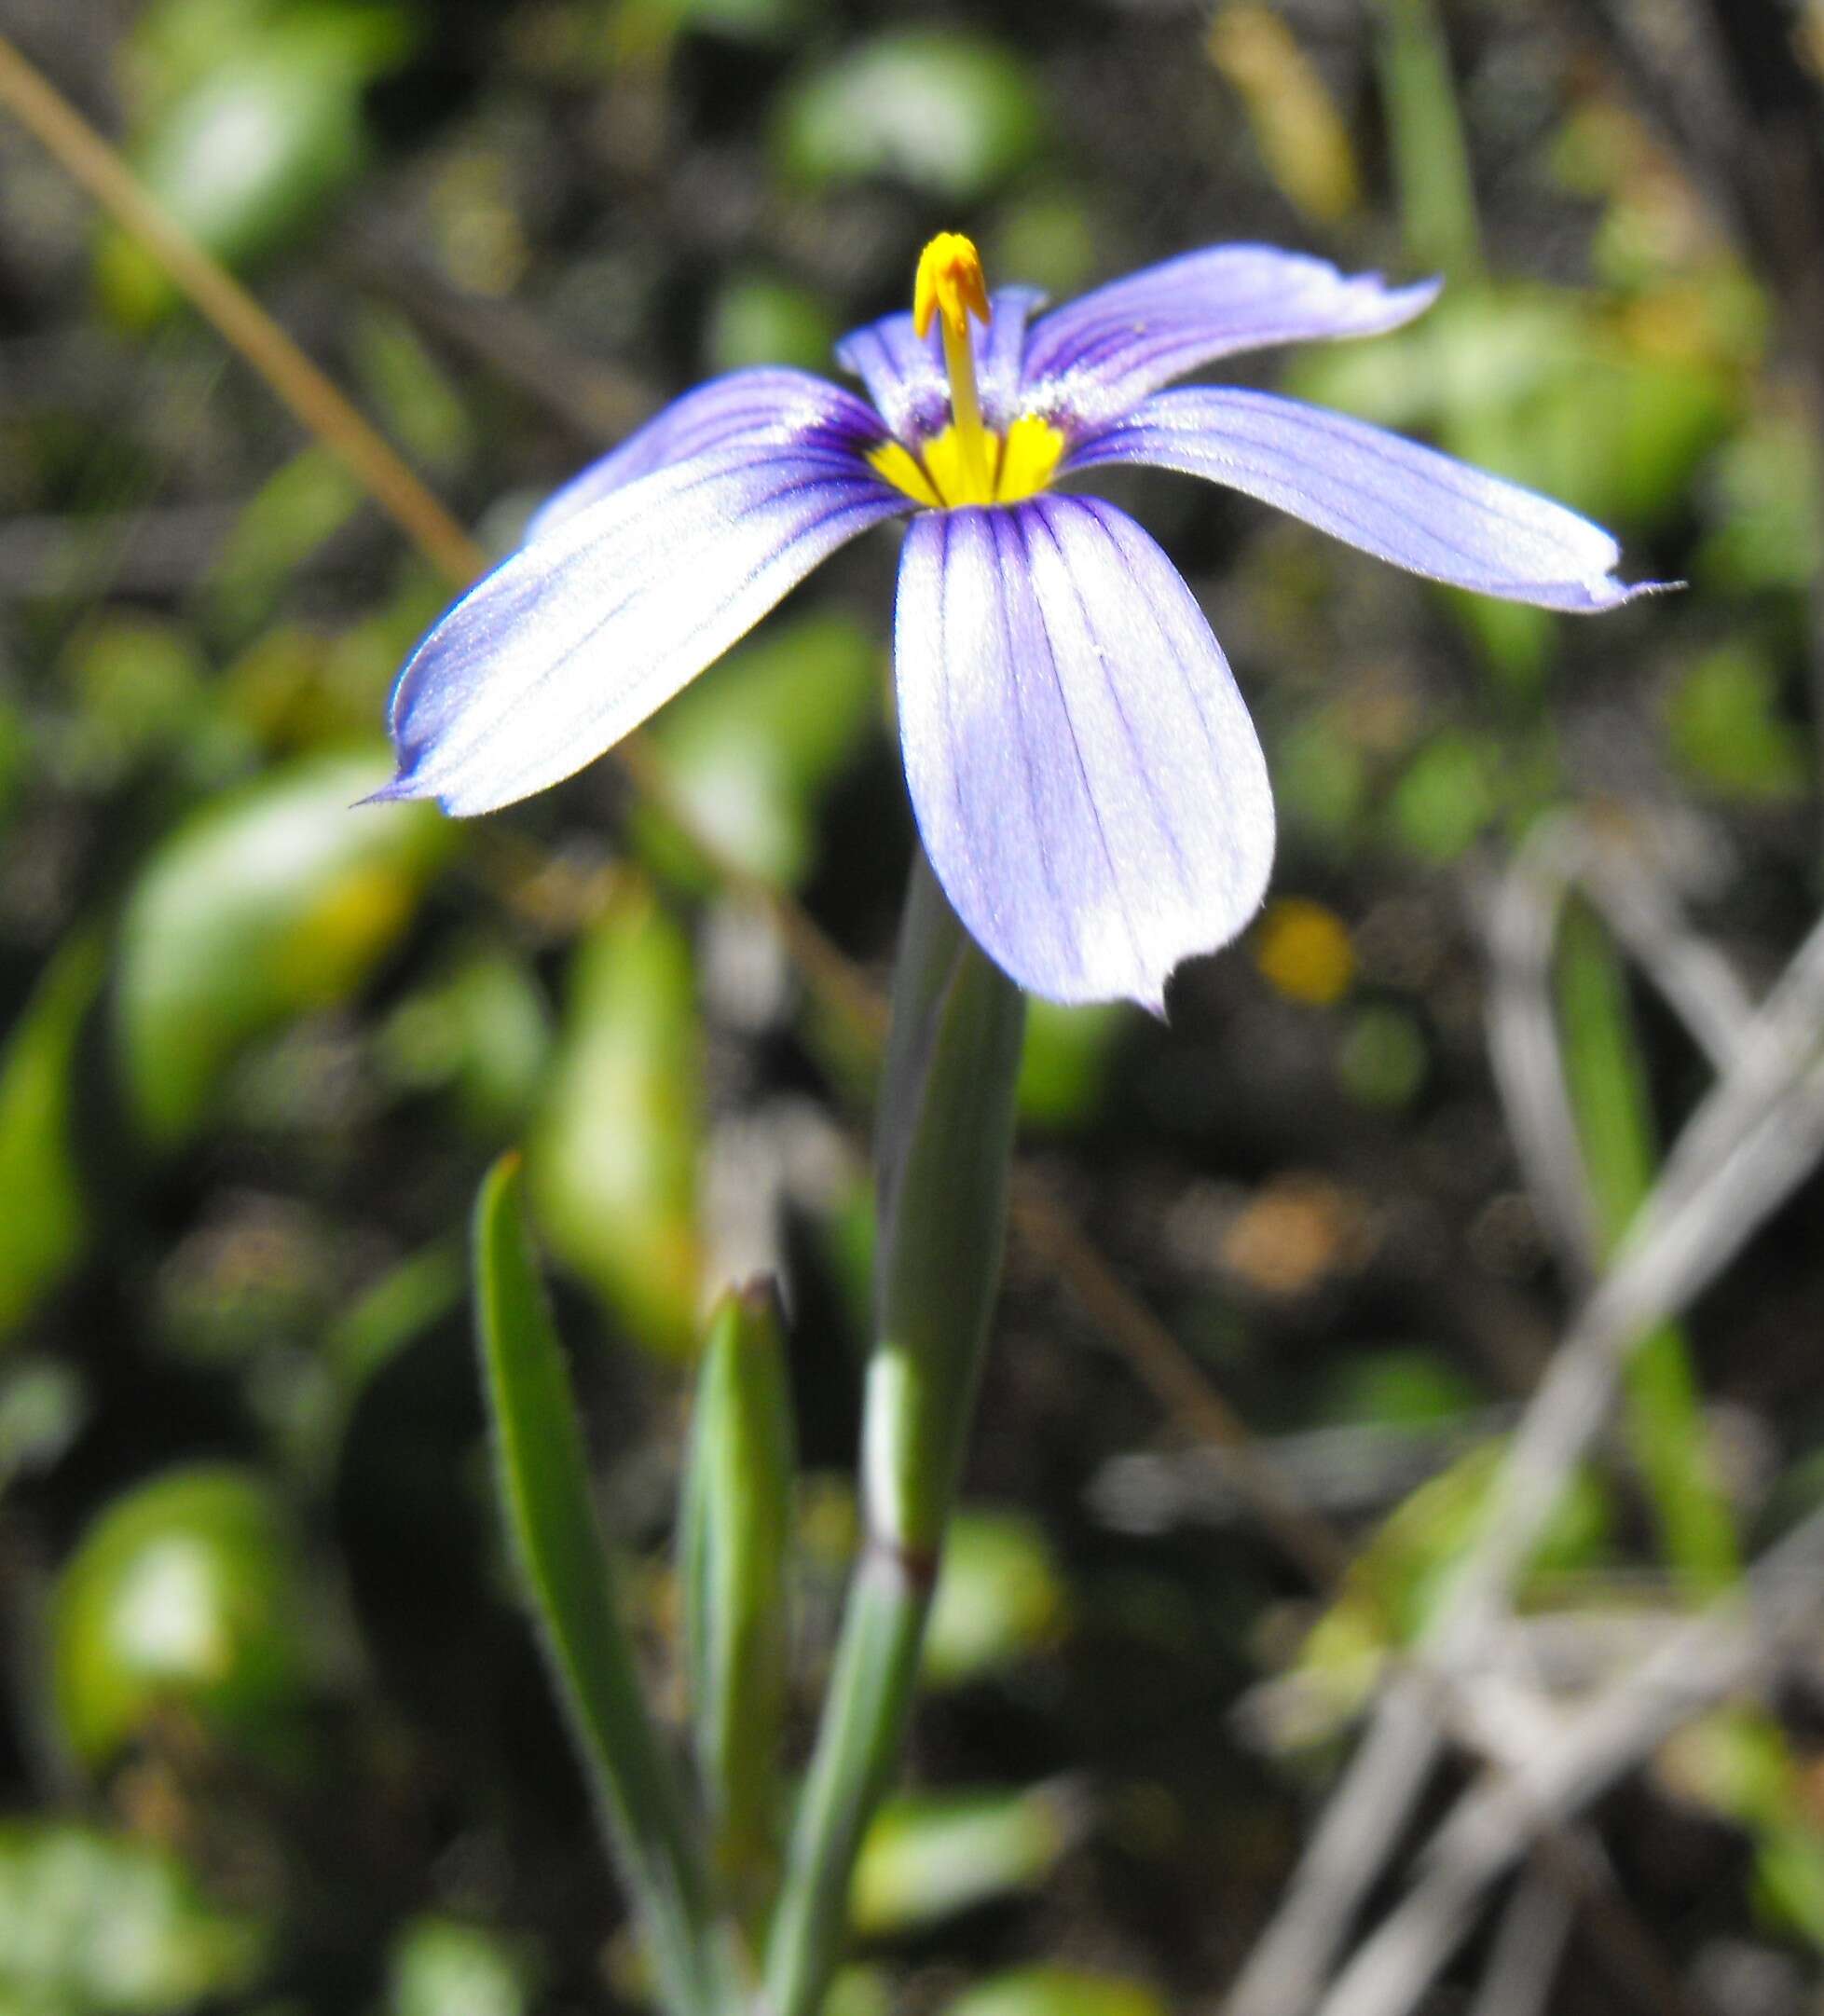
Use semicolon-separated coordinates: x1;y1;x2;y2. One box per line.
870;233;1064;511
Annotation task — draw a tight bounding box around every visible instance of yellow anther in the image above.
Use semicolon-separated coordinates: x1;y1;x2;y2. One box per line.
913;232;991;340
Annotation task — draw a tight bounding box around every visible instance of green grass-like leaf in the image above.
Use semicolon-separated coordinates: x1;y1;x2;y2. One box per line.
472;1155;732;2016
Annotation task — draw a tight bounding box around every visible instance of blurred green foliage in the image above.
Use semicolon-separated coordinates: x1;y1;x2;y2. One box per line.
0;935;103;1337
922;1506;1066;1688
528;879;704;1360
51;1465;312;1770
0;1824;268;2013
635;612;882;891
385;1917;538;2016
1290;1445;1611;1743
96;0;416;325
1665;644;1809;804
943;1969;1166;2016
773;32;1046;200
849;1783;1080;1937
113;748;450;1145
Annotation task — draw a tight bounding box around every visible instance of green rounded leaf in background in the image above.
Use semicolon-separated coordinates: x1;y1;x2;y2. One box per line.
95;3;416;326
377;944;553;1140
1384;731;1499;863
851;1782;1084;1936
386;1916;536;2016
1336;1004;1429;1112
0;1822;267;2013
1697;419;1821;596
1014;999;1120;1131
56;616;207;789
923;1507;1066;1689
1269;711;1371;854
679;0;807;51
112;747;451;1146
825;1966;895;2016
1664;643;1808;805
350;304;475;480
989;193;1099;299
206;447;368;640
773;30;1046;200
1289;287;1737;540
528;880;705;1360
944;1968;1167;2016
0;936;104;1343
706;273;840;377
0;1361;87;1499
121;0;295;112
1313;1349;1481;1432
51;1464;311;1771
637;612;882;891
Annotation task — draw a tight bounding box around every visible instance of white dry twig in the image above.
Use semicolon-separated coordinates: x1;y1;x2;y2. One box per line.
1465;1861;1576;2016
1319;1503;1824;2016
1224;847;1824;2016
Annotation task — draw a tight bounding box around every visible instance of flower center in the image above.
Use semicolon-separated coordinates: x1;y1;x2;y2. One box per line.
867;233;1064;511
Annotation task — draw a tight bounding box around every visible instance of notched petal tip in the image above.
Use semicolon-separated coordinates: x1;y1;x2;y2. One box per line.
1574;572;1682;612
1131;981;1170;1023
357;767;464;816
354;775;416;810
1376;273;1444;317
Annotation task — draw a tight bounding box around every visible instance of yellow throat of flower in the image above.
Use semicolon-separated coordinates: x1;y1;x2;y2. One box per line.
868;233;1064;511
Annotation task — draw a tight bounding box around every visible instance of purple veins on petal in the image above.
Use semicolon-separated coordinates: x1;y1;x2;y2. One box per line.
893;494;1274;1011
1017;245;1439;433
523;370;890;546
382;446;906;816
1069;387;1670;610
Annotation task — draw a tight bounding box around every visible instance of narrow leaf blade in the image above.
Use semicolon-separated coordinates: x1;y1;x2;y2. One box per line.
472;1154;729;2016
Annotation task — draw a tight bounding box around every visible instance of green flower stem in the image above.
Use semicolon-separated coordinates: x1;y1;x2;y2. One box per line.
763;846;1025;2016
761;1546;930;2016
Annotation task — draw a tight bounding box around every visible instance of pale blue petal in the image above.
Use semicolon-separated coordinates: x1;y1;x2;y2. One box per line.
382;448;905;815
834;286;1045;440
1018;246;1438;432
1071;387;1670;610
894;496;1274;1010
524;369;887;545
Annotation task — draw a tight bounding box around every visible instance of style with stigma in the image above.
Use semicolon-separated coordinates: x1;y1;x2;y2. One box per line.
865;234;1063;510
